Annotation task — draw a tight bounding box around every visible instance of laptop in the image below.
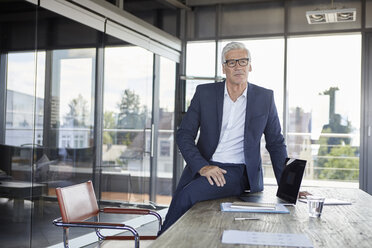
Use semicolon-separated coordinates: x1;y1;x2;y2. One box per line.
239;158;307;205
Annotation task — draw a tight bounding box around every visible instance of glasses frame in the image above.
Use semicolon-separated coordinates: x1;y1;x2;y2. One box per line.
224;58;250;68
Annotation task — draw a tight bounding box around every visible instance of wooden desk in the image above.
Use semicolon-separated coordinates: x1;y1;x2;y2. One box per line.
150;186;372;248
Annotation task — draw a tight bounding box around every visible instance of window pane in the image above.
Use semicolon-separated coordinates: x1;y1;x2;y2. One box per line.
52;49;95;149
6;52;45;146
287;34;361;187
103;46;153;204
186;41;216;77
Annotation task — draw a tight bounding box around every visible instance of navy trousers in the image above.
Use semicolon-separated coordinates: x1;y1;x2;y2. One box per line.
159;161;249;234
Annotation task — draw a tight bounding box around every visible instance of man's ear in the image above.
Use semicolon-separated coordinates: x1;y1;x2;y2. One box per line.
248;64;252;72
222;64;226;74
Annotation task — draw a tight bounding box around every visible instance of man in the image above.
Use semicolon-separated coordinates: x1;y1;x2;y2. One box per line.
159;42;287;234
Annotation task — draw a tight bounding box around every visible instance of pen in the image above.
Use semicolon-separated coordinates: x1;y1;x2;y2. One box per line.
234;217;261;221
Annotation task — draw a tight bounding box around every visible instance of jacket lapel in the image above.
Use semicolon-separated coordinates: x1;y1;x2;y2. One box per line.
244;83;253;140
216;81;225;136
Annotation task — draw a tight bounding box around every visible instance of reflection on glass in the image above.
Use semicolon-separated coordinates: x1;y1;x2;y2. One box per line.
186;41;216;77
287;35;361;185
2;47;45;246
6;52;45;146
51;49;95;149
103;46;153;203
32;48;97;200
157;57;176;205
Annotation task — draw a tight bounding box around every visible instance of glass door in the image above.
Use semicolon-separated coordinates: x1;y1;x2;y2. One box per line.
156;57;176;205
43;48;96;187
102;45;153;204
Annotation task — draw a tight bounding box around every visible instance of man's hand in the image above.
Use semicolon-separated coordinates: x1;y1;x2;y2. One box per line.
299;191;312;199
199;165;227;187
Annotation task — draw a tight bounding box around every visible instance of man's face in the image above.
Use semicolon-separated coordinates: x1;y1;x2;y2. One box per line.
222;49;251;85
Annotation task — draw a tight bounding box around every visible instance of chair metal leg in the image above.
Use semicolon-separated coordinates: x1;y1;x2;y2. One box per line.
96;226;140;248
148;210;163;232
63;228;69;248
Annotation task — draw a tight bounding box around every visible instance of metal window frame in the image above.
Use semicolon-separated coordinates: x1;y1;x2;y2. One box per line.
0;54;7;144
360;32;372;194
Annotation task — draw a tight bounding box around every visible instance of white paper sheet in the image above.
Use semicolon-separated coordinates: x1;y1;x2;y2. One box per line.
221;202;290;213
222;230;313;247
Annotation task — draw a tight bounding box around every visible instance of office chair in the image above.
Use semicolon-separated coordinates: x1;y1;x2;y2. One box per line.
53;181;161;248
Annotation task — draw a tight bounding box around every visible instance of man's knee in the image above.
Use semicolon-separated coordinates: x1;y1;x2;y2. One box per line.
177;185;195;206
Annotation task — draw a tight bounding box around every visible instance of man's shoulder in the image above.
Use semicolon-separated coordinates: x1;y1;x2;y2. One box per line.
196;81;224;91
249;83;273;95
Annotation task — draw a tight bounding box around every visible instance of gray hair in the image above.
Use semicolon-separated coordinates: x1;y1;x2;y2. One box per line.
221;42;251;64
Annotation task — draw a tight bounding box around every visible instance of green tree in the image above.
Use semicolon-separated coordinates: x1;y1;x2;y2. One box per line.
116;89;146;146
316;87;357;180
64;94;89;127
318;146;359;180
103;111;115;144
117;89;144;129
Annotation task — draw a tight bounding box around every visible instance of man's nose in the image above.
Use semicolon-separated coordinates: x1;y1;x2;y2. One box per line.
234;65;244;70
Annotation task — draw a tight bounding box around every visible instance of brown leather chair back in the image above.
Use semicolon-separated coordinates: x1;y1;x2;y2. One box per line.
55;181;99;222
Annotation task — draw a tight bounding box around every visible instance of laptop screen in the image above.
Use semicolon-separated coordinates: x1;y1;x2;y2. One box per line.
276;158;307;204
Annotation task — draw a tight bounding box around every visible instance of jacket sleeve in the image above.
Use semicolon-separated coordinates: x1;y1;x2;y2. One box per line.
264;91;288;185
176;86;209;176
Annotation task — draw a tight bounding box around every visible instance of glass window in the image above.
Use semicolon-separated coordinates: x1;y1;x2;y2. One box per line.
51;48;96;149
287;34;361;187
186;41;216;77
5;51;45;146
103;45;153;203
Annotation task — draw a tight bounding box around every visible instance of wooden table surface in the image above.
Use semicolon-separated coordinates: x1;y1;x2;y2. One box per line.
150;186;372;248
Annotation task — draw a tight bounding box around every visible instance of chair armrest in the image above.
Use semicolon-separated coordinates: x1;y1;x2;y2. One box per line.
102;208;151;215
53;218;127;229
53;217;140;247
101;208;162;231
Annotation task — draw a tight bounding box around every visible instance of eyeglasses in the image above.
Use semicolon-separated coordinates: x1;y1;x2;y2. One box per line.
224;58;249;68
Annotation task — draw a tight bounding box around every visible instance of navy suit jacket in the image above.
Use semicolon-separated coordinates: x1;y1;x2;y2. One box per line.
176;81;287;193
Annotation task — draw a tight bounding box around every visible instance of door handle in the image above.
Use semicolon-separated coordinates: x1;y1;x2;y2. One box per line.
151;124;154;157
143;124;155;157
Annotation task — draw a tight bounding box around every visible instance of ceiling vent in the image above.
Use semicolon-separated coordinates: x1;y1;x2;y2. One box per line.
306;8;356;24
